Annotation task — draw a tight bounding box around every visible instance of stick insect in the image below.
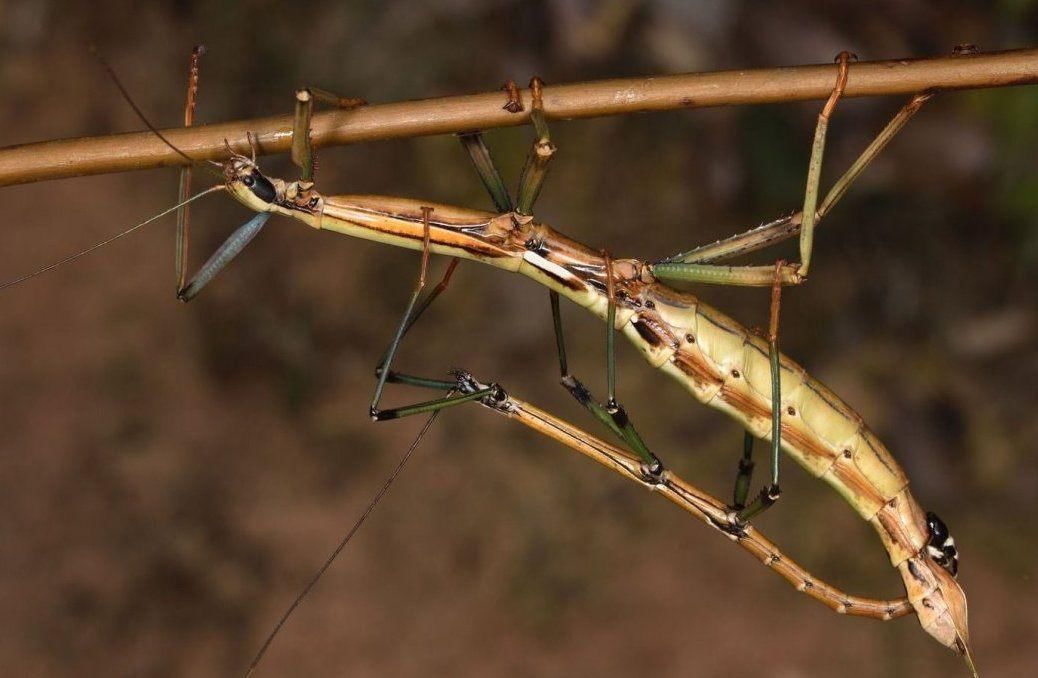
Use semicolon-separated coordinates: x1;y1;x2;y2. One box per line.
2;50;979;676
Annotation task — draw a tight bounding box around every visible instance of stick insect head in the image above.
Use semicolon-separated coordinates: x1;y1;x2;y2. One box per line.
221;147;284;214
171;147;285;303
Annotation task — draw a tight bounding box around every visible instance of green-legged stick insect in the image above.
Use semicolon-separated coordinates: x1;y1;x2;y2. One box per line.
2;50;976;676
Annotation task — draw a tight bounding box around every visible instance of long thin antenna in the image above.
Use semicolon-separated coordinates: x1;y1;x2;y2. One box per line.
0;186;224;292
90;46;223;174
244;408;444;677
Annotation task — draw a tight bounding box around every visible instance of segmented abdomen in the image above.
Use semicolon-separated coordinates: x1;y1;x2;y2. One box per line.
608;281;931;565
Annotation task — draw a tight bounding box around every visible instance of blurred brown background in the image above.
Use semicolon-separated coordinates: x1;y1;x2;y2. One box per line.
1;1;1036;676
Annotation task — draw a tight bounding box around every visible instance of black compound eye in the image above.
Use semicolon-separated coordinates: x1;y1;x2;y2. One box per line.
244;172;277;203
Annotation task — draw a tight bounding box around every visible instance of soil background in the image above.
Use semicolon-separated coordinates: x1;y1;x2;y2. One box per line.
1;2;1037;676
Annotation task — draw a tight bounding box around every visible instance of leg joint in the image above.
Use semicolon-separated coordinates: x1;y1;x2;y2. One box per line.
640;458;666;484
606;401;629;427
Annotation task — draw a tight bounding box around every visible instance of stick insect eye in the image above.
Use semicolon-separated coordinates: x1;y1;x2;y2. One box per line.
242;172;277;203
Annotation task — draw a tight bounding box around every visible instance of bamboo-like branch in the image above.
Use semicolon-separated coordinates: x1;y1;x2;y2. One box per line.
1;48;1036;187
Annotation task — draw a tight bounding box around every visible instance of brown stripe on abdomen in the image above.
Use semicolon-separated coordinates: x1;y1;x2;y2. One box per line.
717;382;771;423
671;346;723;391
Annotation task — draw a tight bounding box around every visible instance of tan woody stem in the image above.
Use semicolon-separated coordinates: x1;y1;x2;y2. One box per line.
1;48;1036;187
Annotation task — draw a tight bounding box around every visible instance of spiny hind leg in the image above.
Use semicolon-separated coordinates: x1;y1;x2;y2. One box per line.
656;52;938;272
652;52;856;288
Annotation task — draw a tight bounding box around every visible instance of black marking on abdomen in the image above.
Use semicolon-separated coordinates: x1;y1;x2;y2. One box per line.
907;560;927;584
632;318;663;347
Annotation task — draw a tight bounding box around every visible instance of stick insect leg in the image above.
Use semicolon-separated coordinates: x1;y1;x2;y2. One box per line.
505;79;585;446
367;124;526;392
372;258;460;389
371;93;532;394
735;261;786;523
659;103;935;271
373;372;497;421
652;52;855;288
368;123;516;393
291;87;367;184
665;92;932;267
511;81;665;479
515;78;556;217
292;86;461;396
506;80;592;433
463;77;556;217
175;45;204;294
379;122;522;384
459;131;514;213
370;129;514;384
480;79;567;393
369;207;436;419
797;51;853;278
603;253;665;478
731;431;756;511
370;77;552;405
500;79;663;479
556;254;664;480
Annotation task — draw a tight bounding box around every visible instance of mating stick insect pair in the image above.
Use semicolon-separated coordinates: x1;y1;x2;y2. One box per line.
4;49;976;675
